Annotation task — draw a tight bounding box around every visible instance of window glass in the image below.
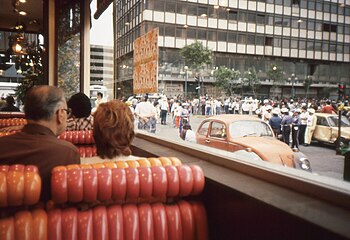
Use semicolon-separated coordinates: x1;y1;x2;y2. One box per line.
166;2;176;13
248;13;256;23
164;25;175;37
188;5;197;16
291;39;298;49
308;0;315;10
177;2;187;14
300;0;307;8
229;121;273;138
198;29;206;40
307;20;315;30
187;28;196;38
228;10;238;21
256;36;265;45
316;2;322;11
208;31;217;41
307;41;314;50
238;34;246;44
228;32;237;42
247;35;255;45
299;40;306;50
238;11;246;21
218;31;227;41
210;122;227;138
315;42;322;51
154;1;164;11
257;14;266;25
198;122;210;136
282;39;290;48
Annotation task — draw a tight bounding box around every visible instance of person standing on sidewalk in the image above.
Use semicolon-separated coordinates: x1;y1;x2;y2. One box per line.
160;96;169;125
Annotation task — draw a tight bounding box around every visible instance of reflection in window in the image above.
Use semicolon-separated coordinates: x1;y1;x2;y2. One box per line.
198;122;210;136
210;122;227;138
229;121;273;138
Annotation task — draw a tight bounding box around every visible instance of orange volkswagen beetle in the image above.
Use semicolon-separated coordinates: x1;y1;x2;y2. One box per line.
196;115;311;171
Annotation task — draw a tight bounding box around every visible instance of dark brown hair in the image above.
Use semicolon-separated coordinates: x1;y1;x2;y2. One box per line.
93;100;135;159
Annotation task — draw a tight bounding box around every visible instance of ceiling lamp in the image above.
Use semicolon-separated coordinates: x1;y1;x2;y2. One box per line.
19;0;26;2
19;11;27;15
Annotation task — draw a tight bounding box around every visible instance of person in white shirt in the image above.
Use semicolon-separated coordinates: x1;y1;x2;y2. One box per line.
180;124;196;143
160;97;169;125
304;108;317;146
134;95;157;133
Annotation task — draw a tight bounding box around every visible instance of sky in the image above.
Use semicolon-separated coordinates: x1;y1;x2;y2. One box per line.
90;0;113;46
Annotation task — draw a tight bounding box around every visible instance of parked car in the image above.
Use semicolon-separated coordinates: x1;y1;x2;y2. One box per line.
196;115;311;171
313;113;350;147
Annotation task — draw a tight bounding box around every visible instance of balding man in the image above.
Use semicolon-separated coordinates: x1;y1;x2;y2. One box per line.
0;86;80;201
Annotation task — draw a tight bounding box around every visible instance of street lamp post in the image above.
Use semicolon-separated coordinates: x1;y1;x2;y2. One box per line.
184;66;188;99
291;73;295;99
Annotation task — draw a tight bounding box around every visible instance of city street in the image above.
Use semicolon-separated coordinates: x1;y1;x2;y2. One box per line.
153;114;345;181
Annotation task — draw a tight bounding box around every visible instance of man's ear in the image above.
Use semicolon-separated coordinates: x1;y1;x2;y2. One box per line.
56;109;65;124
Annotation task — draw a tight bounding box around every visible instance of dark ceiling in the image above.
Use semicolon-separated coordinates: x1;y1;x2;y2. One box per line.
0;0;43;33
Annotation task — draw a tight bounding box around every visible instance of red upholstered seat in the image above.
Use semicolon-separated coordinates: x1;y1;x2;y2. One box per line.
0;161;208;240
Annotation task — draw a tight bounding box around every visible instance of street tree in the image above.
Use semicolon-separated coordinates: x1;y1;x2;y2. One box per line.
304;75;313;98
243;67;260;98
267;64;284;98
214;67;241;96
180;41;212;96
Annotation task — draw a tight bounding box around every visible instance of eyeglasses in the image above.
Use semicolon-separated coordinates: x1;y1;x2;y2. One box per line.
62;108;72;115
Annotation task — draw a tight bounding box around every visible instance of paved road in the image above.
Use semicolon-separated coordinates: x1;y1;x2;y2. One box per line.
153;114;345;181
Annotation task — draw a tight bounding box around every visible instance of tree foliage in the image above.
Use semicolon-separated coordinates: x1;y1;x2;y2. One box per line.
267;64;284;86
180;41;212;71
303;75;313;98
243;67;260;98
214;67;241;96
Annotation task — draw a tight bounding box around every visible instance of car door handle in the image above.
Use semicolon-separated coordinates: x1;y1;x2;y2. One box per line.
205;139;210;143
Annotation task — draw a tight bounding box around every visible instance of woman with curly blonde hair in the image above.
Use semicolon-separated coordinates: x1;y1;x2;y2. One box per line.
82;100;139;163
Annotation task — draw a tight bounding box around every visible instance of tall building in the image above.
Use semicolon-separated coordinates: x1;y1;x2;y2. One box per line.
90;44;114;99
115;0;350;99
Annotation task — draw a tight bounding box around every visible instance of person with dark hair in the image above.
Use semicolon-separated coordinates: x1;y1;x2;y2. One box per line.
0;85;80;201
94;92;106;109
0;96;20;112
82;100;138;163
66;92;93;130
180;124;196;143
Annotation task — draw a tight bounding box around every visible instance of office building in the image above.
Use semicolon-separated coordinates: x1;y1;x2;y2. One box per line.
115;0;350;99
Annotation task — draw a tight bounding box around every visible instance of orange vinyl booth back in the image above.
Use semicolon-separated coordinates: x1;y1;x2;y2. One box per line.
0;160;208;240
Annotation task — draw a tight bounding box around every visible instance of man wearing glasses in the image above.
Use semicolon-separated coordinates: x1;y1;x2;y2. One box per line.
0;85;80;201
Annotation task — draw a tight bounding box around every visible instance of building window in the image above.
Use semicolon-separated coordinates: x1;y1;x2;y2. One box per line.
323;23;337;33
257;14;266;25
228;10;238;21
265;37;273;46
256;36;265;45
247;35;255;45
228;32;237;43
218;32;227;41
308;0;315;10
198;29;206;40
238;34;246;44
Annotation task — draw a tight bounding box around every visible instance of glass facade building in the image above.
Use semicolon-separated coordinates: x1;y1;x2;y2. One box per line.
115;0;350;98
